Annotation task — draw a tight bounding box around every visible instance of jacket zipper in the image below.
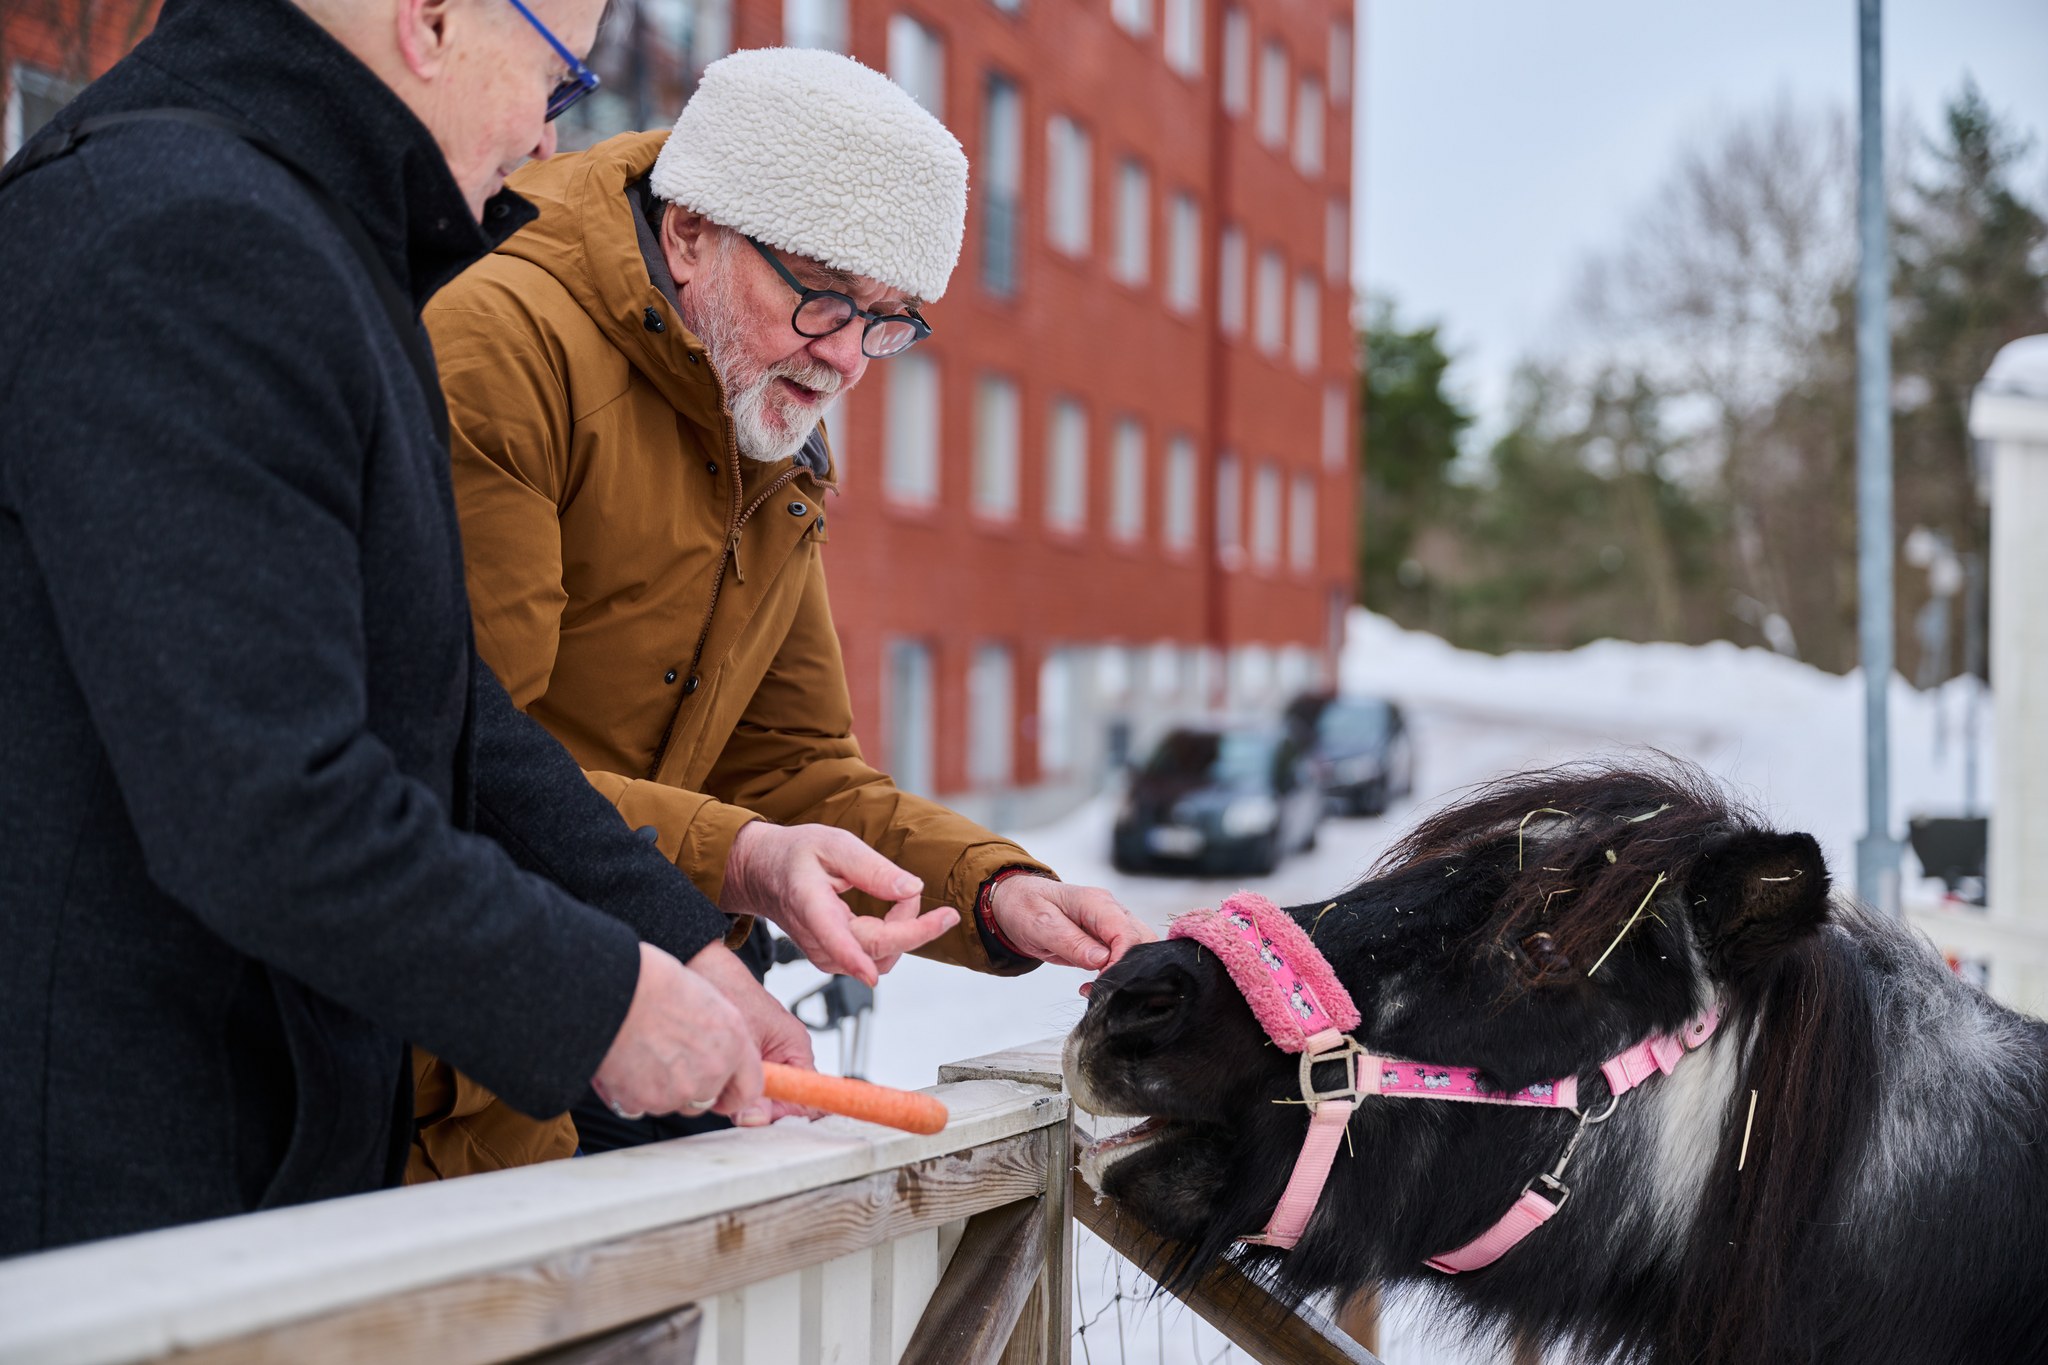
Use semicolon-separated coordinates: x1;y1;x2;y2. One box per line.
645;425;806;780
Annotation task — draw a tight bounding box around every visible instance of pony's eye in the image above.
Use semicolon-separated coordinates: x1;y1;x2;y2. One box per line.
1520;932;1572;977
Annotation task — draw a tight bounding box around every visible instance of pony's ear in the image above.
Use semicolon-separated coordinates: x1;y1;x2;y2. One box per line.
1690;830;1832;976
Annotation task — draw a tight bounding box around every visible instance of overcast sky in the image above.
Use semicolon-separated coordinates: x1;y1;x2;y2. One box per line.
1355;0;2048;439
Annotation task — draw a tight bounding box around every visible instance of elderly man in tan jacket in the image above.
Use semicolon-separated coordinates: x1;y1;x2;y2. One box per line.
412;48;1153;1177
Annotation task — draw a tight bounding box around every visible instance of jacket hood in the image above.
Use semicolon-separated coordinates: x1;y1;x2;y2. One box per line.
498;131;726;432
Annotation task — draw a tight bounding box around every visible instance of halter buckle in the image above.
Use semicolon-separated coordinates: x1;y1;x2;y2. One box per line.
1523;1171;1572;1211
1297;1034;1368;1107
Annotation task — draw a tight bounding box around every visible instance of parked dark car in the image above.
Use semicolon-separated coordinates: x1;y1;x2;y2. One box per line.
1285;693;1415;816
1112;720;1325;876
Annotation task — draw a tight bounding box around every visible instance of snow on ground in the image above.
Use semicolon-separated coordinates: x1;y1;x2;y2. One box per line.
768;611;1992;1364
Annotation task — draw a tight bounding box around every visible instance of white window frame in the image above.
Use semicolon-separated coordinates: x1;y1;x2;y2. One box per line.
1046;397;1089;532
1114;158;1150;286
1251;462;1281;568
973;373;1020;520
887;14;946;120
1330;16;1353;105
968;644;1015;788
1167;191;1201;314
1254;246;1286;356
1110;418;1146;543
1218;225;1246;337
1164;0;1203;76
885;639;935;797
885;351;941;506
1112;0;1152;37
1257;39;1288;149
1322;383;1350;470
1292;269;1321;371
1325;199;1348;286
1164;435;1197;552
1221;8;1250;115
1293;74;1324;175
1216;452;1242;553
1046;114;1092;257
783;0;848;52
1290;473;1317;573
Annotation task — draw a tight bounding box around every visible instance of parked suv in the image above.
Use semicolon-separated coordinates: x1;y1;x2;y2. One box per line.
1285;693;1415;817
1112;720;1325;876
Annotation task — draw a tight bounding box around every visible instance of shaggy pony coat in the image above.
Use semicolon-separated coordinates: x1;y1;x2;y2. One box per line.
1067;762;2048;1365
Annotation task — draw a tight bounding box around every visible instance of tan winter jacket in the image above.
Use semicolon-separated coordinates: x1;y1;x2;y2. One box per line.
409;130;1047;1180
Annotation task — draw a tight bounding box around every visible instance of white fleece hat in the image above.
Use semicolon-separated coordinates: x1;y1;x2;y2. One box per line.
650;47;969;302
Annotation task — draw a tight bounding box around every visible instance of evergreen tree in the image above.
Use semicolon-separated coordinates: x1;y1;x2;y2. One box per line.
1359;298;1471;626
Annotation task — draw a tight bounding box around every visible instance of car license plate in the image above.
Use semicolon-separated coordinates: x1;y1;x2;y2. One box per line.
1147;826;1205;857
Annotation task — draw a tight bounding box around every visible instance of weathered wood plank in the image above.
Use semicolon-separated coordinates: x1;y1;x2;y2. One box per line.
1068;1165;1382;1365
936;1038;1067;1090
518;1305;702;1364
899;1199;1044;1365
149;1132;1046;1365
0;1081;1065;1365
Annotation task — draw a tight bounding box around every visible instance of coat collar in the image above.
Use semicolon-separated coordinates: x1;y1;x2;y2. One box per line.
133;0;535;307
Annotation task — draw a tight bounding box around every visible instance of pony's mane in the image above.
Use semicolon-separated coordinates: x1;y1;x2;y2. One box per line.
1371;756;1752;989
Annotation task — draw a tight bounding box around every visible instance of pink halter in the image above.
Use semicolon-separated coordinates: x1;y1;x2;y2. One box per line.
1169;892;1721;1269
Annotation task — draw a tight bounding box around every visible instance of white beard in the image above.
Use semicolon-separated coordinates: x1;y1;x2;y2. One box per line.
684;240;844;464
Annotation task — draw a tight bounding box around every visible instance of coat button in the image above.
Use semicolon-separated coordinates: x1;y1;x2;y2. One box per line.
664;669;678;684
643;307;665;333
683;674;701;695
686;353;700;365
705;461;718;474
813;515;826;533
788;501;808;516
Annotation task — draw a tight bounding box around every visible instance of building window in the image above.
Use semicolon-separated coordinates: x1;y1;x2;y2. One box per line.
1046;397;1088;532
968;644;1014;788
1218;225;1246;336
1047;114;1092;257
1293;75;1324;175
1221;8;1250;115
1038;649;1075;774
888;14;945;120
1111;418;1145;542
1216;452;1242;553
885;351;940;505
1257;40;1288;149
973;373;1020;519
1251;462;1281;568
1322;383;1349;470
1290;473;1317;572
1325;199;1348;286
1114;158;1150;286
1167;192;1200;314
1112;0;1151;37
1330;16;1353;105
6;66;83;160
1148;641;1180;698
1164;0;1203;75
1164;435;1197;551
783;0;848;51
982;74;1023;295
1292;270;1320;371
1254;247;1285;356
886;640;935;797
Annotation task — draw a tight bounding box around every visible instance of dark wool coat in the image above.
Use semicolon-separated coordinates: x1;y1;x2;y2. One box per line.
0;0;730;1256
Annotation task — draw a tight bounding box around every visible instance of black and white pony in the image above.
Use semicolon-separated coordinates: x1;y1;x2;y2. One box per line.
1065;761;2048;1364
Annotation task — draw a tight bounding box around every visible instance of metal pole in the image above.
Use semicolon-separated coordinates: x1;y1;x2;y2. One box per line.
1855;0;1902;913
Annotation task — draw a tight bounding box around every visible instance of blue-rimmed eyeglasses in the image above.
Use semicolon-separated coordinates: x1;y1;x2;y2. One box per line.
745;237;932;359
504;0;601;121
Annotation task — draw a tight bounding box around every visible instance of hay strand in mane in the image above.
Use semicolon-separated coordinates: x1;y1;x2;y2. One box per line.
1738;1089;1759;1171
1587;872;1667;977
1516;808;1571;870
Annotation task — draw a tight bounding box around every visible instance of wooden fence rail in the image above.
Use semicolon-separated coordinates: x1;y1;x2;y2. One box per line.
0;1040;1380;1365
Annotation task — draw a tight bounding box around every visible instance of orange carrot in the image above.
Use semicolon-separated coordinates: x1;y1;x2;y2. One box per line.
762;1062;950;1135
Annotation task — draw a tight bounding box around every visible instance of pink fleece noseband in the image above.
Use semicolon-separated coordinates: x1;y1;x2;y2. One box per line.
1169;892;1721;1269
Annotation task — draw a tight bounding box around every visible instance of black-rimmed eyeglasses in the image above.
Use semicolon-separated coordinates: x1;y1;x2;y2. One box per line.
504;0;601;121
745;237;932;359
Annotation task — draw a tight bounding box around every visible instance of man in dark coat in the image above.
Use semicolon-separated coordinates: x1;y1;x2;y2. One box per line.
0;0;802;1256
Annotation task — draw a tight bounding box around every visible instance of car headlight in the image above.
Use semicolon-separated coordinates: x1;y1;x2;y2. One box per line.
1220;795;1280;837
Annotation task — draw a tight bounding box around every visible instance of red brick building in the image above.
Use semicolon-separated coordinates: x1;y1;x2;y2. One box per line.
4;0;1358;824
1;0;160;158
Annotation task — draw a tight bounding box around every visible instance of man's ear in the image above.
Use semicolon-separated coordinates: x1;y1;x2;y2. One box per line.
1689;830;1832;977
662;207;713;290
393;0;457;82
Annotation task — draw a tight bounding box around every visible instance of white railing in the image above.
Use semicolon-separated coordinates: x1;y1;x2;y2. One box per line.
0;1041;1375;1365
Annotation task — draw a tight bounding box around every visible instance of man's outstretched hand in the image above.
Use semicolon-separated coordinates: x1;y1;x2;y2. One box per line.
985;876;1156;971
723;821;959;987
591;942;762;1123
